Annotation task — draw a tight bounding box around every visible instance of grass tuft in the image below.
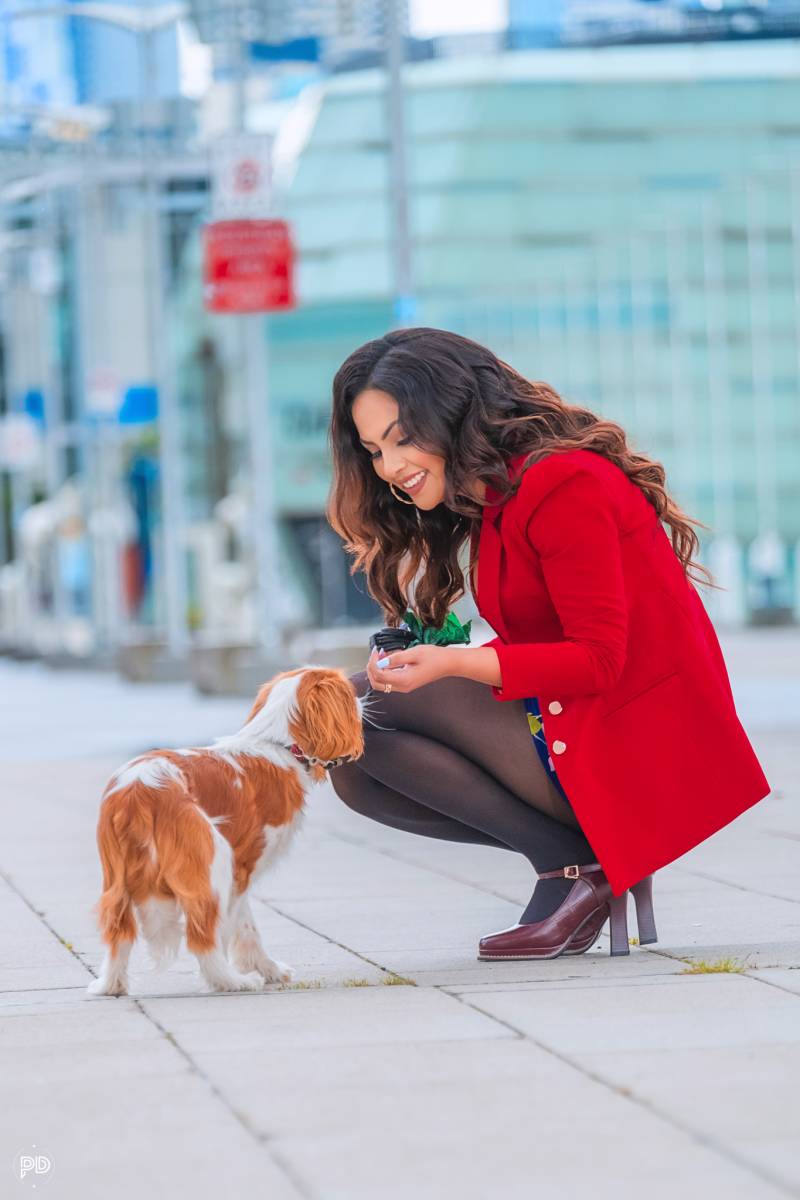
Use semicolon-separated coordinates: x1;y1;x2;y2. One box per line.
278;974;417;990
679;956;749;975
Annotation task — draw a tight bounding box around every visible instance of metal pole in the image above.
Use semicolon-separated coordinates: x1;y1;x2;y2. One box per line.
140;23;189;655
701;197;735;538
231;6;282;656
73;167;125;652
663;218;698;516
385;0;413;327
0;202;13;567
38;185;71;634
745;176;779;537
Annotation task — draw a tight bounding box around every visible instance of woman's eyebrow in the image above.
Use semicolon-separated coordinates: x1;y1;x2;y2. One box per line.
359;419;400;446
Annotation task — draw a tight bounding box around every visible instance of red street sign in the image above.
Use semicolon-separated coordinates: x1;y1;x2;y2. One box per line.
202;219;295;313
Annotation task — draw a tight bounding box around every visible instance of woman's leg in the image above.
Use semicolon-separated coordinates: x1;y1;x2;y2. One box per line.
329;672;600;923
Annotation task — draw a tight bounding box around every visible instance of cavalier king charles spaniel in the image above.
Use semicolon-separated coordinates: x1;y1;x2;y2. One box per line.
87;667;365;996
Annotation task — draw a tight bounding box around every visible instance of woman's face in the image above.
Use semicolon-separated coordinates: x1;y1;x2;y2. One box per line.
351;388;448;510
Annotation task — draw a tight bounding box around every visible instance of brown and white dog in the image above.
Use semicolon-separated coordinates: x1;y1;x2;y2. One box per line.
87;667;365;997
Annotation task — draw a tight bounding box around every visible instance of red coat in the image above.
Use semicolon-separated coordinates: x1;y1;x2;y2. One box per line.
472;448;771;896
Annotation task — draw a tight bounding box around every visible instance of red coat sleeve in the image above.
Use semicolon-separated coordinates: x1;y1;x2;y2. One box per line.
490;467;629;702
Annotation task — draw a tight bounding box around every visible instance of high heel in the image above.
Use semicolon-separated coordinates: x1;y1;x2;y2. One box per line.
631;874;658;944
562;872;657;956
607;891;630;956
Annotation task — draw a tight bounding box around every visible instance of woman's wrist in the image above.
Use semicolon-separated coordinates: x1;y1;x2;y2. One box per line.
446;645;502;689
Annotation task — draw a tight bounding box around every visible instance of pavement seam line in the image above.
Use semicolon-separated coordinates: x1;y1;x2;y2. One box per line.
639;945;798;976
137;1000;315;1200
0;865;93;975
443;986;799;1200
744;970;800;1001
251;894;419;983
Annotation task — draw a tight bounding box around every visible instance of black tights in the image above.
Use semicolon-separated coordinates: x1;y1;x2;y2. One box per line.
328;672;600;924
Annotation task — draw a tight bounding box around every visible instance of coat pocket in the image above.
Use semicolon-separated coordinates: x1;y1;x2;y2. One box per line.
599;669;680;719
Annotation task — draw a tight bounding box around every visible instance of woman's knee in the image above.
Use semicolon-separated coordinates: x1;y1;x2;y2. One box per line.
328;760;372;815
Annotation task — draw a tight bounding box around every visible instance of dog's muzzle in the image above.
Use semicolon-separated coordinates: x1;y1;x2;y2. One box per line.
289;744;358;770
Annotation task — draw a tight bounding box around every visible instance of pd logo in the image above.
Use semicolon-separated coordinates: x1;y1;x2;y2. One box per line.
13;1147;54;1187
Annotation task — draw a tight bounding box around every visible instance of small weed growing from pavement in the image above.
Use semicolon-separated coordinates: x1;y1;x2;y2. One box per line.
278;974;416;990
343;975;416;987
628;936;640;946
679;957;749;975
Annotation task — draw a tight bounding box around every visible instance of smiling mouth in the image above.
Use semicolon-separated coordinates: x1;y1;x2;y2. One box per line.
398;470;428;493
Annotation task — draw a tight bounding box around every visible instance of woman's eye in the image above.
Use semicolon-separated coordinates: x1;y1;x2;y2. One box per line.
370;436;412;461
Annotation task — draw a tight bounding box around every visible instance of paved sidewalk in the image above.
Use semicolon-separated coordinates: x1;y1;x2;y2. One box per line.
1;630;799;1200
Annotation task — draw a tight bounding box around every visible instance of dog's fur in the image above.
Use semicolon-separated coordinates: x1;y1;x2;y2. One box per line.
87;667;365;996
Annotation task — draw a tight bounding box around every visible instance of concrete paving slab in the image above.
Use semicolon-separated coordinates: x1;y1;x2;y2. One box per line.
573;1043;800;1196
109;1034;788;1200
0;998;304;1200
140;984;513;1051
453;971;800;1054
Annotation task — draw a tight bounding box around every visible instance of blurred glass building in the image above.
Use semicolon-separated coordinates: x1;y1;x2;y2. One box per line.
508;0;800;48
172;38;800;631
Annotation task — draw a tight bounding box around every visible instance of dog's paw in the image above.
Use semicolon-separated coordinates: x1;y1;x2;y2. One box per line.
261;959;295;985
86;976;128;998
211;971;265;993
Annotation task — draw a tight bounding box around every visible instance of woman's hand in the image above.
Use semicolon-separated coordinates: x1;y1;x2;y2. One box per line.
366;644;455;694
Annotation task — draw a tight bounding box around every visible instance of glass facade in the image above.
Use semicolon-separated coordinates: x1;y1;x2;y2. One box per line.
173;42;800;627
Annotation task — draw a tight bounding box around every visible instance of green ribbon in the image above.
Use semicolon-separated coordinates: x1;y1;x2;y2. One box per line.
402;610;472;648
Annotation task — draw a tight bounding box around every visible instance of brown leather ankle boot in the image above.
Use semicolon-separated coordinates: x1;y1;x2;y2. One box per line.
478;863;636;960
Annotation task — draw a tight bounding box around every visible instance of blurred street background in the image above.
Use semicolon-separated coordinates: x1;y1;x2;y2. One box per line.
1;0;800;688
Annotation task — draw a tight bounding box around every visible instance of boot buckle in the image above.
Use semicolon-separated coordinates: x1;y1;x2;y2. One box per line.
564;864;581;879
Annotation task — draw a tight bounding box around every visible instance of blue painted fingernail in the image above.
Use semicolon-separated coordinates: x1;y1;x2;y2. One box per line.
376;657;390;668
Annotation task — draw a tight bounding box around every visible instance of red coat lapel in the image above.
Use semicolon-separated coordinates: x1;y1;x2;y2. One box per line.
475;457;524;644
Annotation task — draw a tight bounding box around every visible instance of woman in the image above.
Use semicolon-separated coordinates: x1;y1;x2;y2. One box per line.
326;327;771;961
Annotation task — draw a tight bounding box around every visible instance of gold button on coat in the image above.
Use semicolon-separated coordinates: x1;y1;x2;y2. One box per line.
552;740;567;755
548;701;563;714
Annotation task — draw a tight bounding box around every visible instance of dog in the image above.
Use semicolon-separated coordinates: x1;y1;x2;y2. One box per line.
87;667;365;997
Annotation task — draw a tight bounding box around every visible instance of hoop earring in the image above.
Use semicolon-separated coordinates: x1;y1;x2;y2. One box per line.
389;482;416;505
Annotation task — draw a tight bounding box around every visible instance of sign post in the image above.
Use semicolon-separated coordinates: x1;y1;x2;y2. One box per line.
204;128;296;658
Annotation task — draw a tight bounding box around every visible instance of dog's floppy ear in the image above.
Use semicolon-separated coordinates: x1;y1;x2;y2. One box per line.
291;668;362;757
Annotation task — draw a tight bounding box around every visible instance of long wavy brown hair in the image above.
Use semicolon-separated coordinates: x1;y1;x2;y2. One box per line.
327;327;716;629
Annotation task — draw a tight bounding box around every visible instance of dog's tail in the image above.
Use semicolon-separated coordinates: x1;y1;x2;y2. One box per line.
94;785;155;957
